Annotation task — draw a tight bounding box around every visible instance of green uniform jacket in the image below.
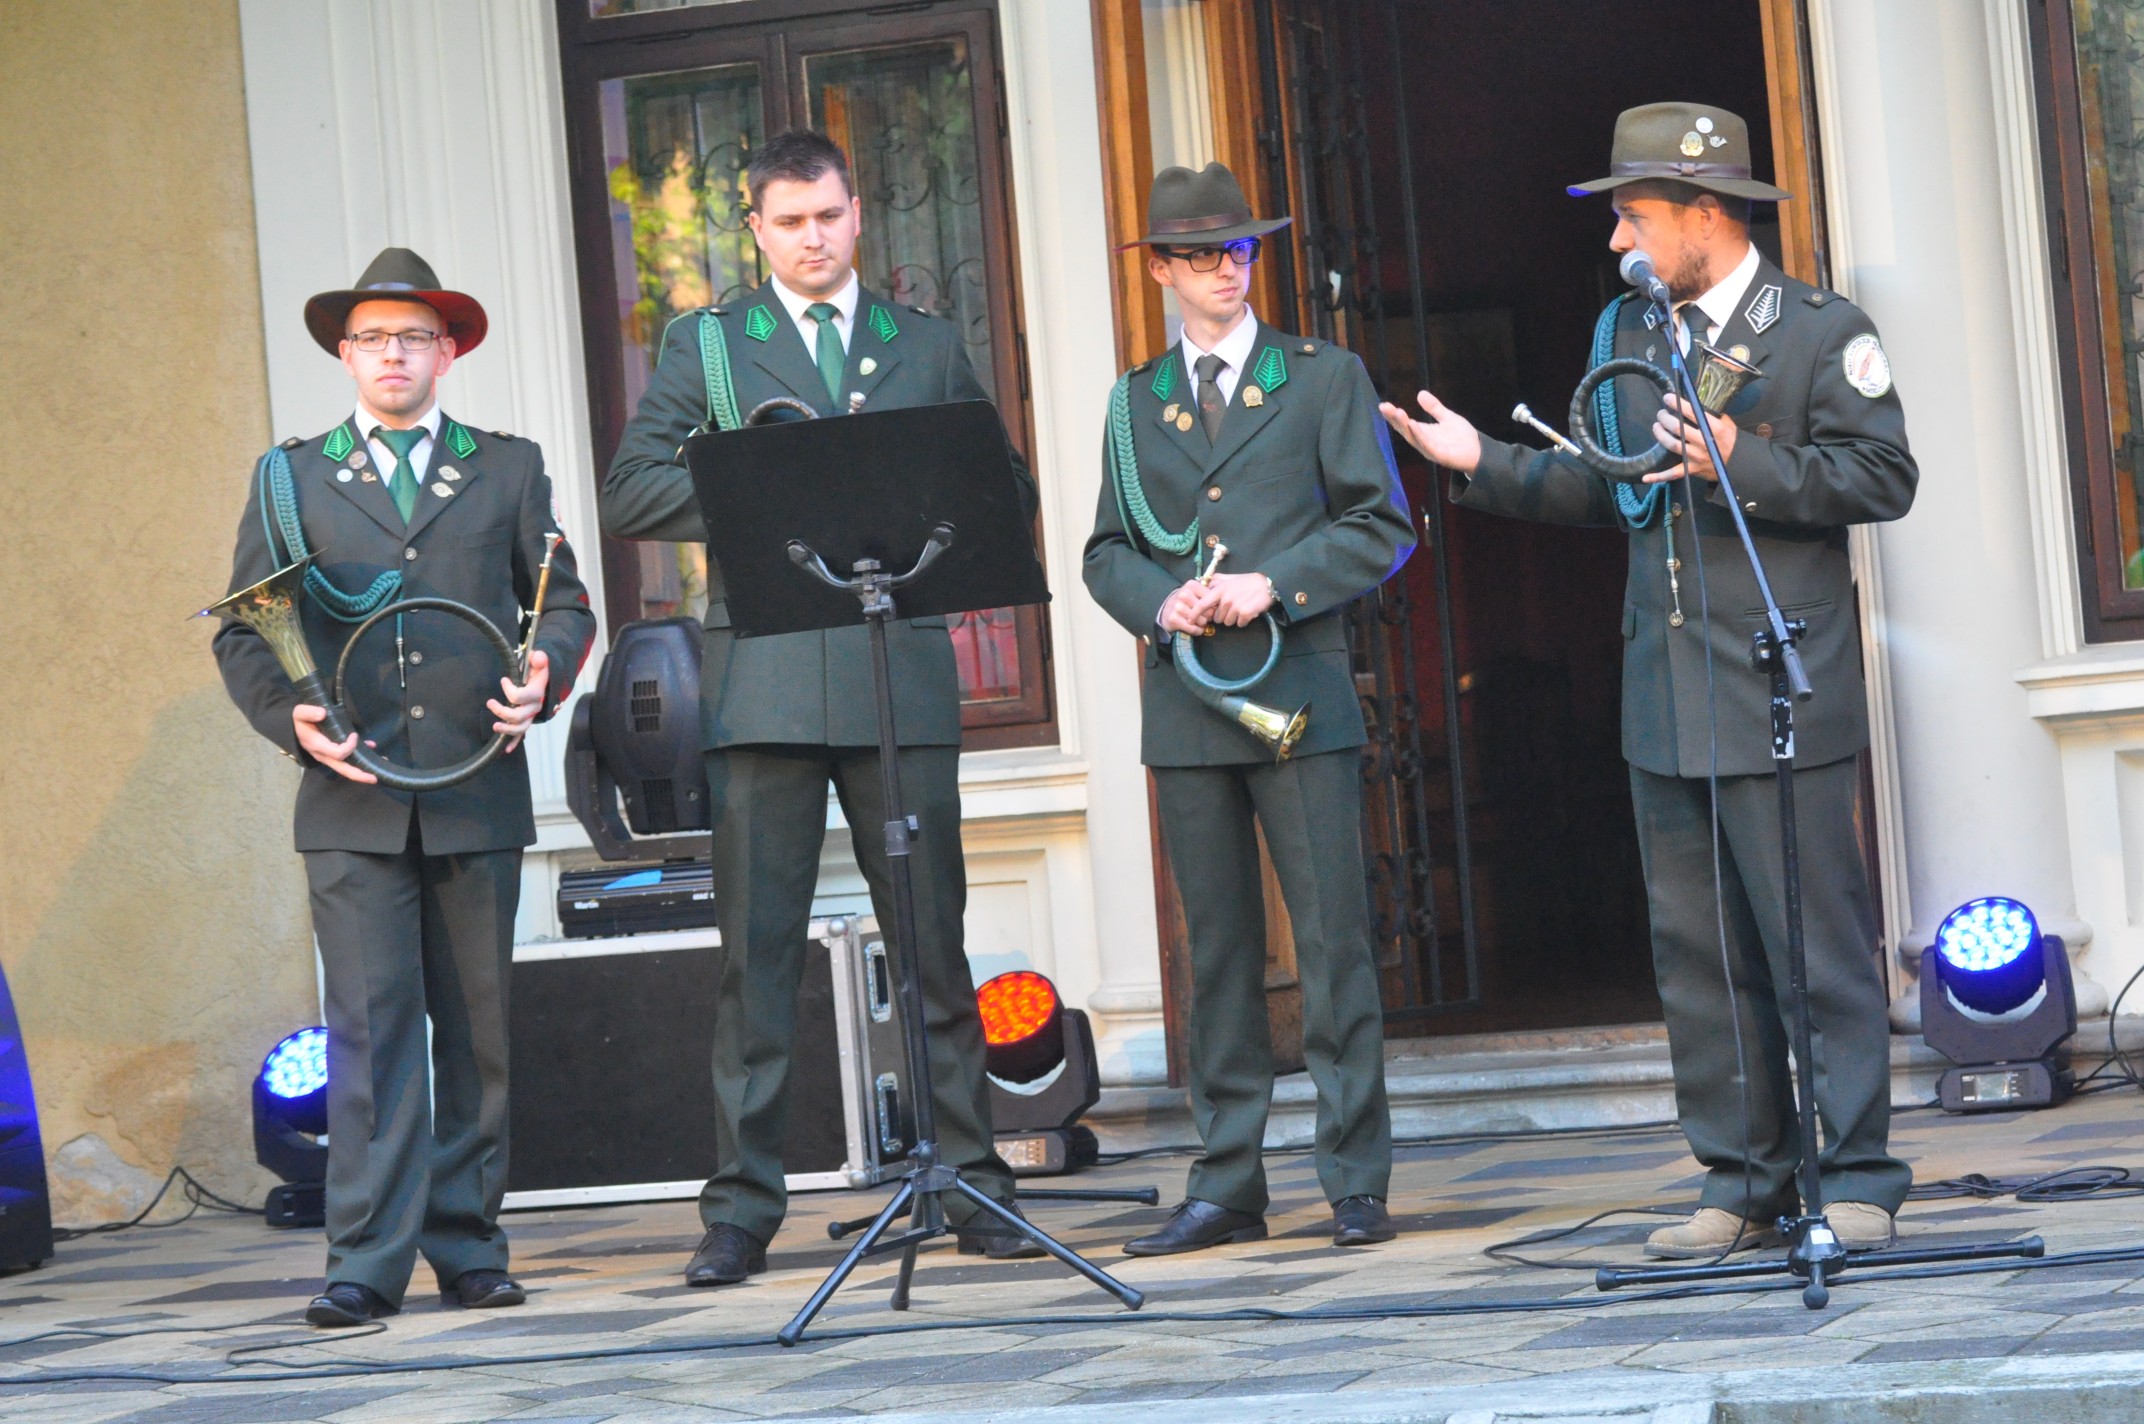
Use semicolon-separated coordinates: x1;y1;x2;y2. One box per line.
1083;322;1416;766
600;284;1036;749
1454;254;1917;778
212;416;596;855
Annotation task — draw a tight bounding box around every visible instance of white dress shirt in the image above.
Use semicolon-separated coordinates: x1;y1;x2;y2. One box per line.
770;270;860;357
1675;242;1761;352
1179;306;1261;404
356;401;442;479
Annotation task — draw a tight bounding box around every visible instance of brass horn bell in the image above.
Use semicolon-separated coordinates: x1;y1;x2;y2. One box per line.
202;555;520;792
1169;543;1309;762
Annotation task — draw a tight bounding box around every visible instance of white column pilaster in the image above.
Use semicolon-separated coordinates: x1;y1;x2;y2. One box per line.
1806;0;2088;1021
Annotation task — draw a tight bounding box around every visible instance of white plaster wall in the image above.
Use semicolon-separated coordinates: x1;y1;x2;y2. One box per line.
1809;1;2086;986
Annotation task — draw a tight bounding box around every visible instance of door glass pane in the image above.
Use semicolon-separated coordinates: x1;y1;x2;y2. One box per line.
2072;0;2144;588
807;38;1020;704
600;63;764;622
591;0;750;17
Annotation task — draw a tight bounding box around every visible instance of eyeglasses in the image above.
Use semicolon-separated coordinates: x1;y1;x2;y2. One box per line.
1156;237;1262;272
346;329;442;352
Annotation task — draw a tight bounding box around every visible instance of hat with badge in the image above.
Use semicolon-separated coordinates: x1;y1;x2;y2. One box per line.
1567;102;1792;203
303;246;489;357
1122;161;1293;250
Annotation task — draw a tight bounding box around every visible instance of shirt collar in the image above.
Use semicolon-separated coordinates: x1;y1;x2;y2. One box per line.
1687;242;1762;336
356;402;442;443
770;270;861;327
1180;307;1260;376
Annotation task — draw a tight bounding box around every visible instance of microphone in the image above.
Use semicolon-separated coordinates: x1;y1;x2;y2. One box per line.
1619;250;1672;307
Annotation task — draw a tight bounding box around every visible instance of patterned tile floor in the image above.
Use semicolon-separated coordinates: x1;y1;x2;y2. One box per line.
5;1087;2144;1421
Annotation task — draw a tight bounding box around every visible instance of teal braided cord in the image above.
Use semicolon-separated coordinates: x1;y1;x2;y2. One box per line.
1108;373;1198;555
698;312;743;433
260;447;401;623
1594;294;1670;531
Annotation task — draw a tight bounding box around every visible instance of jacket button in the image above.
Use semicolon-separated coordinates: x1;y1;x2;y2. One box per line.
404;548;417;561
1206;486;1222;502
408;650;423;665
1745;500;1757;512
410;705;426;719
1756;422;1773;438
1205;534;1219;547
1294;591;1308;606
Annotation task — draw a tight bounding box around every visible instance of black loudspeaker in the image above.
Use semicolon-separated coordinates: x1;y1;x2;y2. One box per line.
0;957;53;1271
506;938;846;1193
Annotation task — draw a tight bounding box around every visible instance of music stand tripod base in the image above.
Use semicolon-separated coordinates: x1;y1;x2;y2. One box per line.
773;532;1144;1348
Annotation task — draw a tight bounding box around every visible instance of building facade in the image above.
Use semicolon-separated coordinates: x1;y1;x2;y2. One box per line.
8;0;2142;1211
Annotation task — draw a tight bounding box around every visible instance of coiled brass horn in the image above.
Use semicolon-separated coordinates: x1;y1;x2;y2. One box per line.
1523;338;1764;482
201;537;560;793
1171;544;1309;762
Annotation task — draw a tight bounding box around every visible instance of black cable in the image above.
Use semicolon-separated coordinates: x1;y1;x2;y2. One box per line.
12;1241;2144;1390
50;1167;259;1243
1907;1165;2144;1203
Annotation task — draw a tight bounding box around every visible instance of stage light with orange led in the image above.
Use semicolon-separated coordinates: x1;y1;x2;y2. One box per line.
977;970;1100;1175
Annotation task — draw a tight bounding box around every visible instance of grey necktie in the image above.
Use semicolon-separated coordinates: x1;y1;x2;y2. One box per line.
1194;353;1227;442
1676;302;1708;355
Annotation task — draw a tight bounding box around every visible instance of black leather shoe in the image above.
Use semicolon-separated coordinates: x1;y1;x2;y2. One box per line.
1124;1199;1267;1257
955;1201;1049;1260
1332;1195;1396;1247
442;1269;526;1308
685;1223;767;1287
305;1281;398;1327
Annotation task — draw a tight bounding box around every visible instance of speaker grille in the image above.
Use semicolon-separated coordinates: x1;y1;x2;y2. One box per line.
630;678;662;734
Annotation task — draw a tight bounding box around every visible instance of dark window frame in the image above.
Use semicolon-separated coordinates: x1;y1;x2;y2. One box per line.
557;0;1056;746
2032;0;2144;641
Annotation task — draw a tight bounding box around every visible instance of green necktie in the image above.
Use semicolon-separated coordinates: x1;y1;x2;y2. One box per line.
807;301;845;403
373;425;427;523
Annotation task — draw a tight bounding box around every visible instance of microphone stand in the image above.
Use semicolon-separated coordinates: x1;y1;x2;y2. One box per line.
1592;283;2042;1308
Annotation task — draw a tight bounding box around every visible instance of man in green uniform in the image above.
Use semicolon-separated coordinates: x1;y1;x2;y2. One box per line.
601;131;1039;1285
1085;163;1415;1254
214;248;595;1324
1381;103;1916;1256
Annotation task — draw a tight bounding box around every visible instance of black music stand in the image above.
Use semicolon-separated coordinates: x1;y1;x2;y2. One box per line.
685;400;1145;1346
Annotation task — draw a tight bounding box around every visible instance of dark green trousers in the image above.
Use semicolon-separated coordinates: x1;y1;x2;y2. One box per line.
1631;759;1912;1218
304;821;520;1306
1153;748;1392;1214
699;745;1012;1242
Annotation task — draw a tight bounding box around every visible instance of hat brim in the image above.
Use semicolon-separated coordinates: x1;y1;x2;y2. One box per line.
304;288;488;356
1116;214;1293;253
1567;173;1792;203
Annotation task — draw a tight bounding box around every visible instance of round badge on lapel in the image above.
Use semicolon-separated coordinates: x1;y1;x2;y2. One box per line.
336;469;353;482
860;357;878;376
433;483;453;498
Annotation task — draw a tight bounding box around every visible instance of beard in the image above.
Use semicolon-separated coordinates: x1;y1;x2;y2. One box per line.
1665;239;1714;304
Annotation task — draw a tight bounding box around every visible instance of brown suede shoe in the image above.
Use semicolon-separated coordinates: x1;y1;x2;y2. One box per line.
1826;1201;1896;1252
1643;1207;1783;1259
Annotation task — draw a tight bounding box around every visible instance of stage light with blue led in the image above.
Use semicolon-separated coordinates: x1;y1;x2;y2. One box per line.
1920;897;2075;1112
253;1027;331;1227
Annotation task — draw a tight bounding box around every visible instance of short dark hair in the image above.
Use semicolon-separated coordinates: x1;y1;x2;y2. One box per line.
746;130;853;210
1617;178;1752;229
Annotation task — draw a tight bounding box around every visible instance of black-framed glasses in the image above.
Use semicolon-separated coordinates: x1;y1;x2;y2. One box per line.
1156;236;1262;272
346;329;442;352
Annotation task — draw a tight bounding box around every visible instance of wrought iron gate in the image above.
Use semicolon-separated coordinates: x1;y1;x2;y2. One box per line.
1248;0;1481;1021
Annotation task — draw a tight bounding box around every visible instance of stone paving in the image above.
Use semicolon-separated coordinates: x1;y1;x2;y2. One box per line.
5;1086;2144;1421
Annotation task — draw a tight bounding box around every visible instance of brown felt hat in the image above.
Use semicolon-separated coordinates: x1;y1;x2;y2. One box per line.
1567;102;1791;203
303;247;488;357
1121;162;1292;250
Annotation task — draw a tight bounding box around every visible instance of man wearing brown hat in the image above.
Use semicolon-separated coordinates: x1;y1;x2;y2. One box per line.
1382;103;1916;1258
1086;162;1414;1255
213;248;594;1324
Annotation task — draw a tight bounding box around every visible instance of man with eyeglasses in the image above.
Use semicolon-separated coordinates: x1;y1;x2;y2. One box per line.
1084;162;1415;1255
212;247;593;1326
